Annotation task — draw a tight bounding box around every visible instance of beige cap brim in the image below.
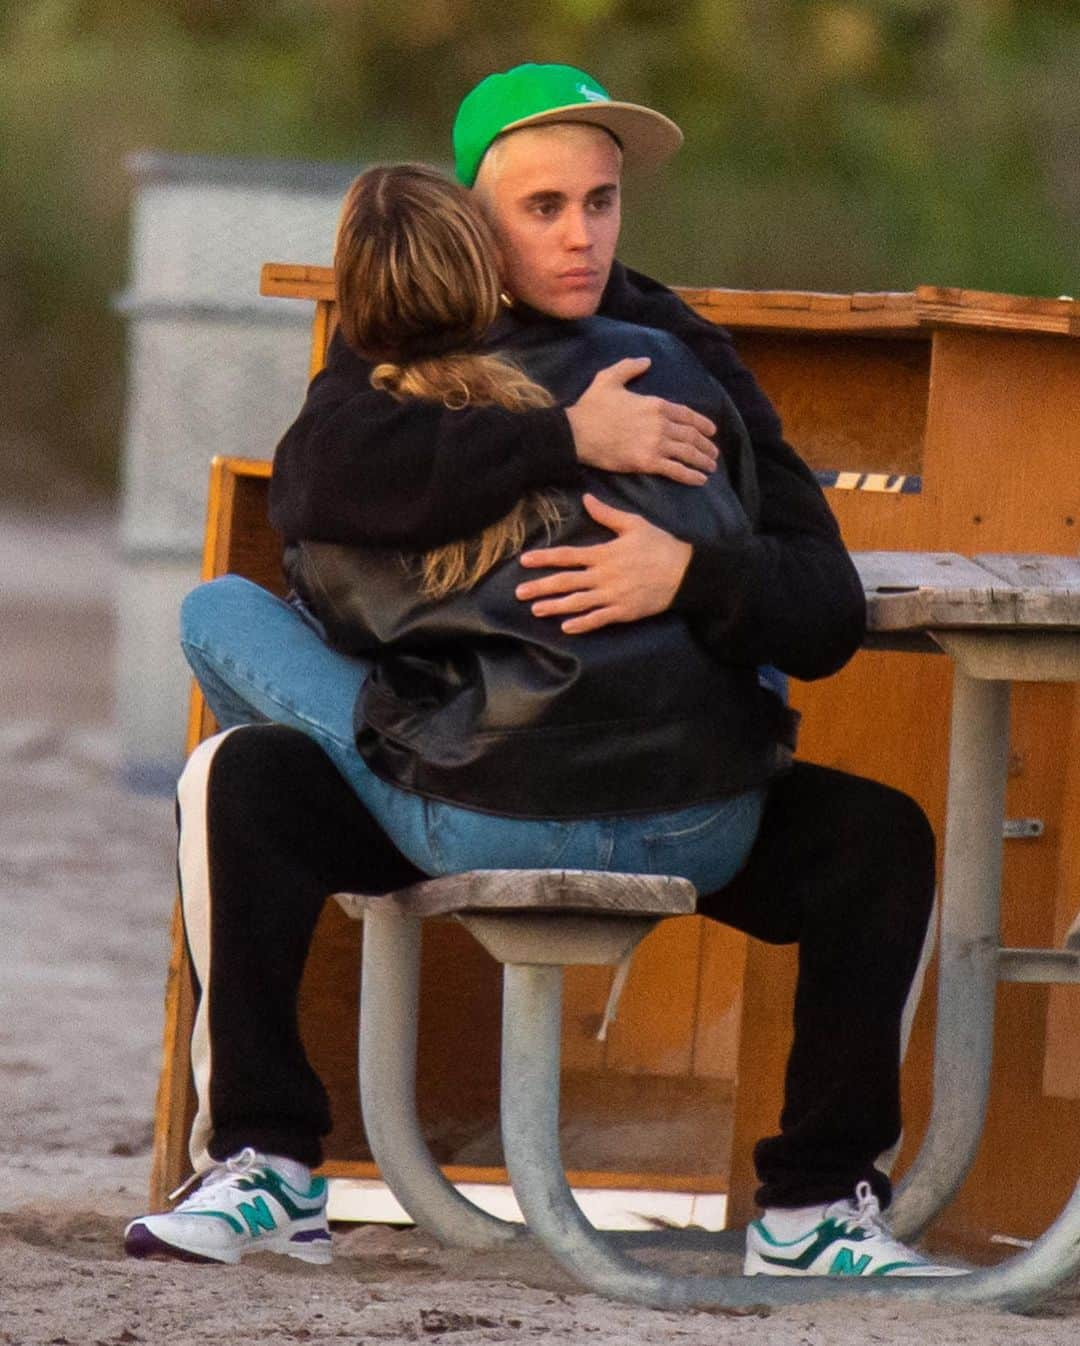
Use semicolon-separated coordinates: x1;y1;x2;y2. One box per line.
497;100;683;171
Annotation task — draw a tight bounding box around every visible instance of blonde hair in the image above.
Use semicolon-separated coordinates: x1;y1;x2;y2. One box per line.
473;121;623;200
334;164;560;598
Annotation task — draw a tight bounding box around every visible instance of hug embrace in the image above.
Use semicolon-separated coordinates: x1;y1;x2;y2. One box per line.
126;62;958;1281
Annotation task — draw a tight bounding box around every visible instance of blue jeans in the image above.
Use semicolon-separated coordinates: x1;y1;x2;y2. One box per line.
179;575;764;892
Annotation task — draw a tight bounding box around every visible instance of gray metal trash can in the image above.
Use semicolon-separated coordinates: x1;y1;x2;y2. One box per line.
115;151;360;790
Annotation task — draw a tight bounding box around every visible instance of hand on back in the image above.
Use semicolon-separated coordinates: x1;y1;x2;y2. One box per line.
566;357;719;485
516;493;692;634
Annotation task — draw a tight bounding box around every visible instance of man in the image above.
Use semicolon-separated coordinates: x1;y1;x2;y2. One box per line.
126;64;957;1278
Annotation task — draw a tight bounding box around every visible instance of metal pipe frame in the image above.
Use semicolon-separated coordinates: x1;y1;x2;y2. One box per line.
354;632;1080;1303
499;961;1080;1311
888;670;1011;1241
998;948;1080;983
358;905;523;1247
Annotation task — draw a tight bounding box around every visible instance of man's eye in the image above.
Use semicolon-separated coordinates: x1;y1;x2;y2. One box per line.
532;201;558;218
588;196;615;213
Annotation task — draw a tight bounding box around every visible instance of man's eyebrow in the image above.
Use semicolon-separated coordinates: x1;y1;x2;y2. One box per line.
521;189;567;208
586;182;619;198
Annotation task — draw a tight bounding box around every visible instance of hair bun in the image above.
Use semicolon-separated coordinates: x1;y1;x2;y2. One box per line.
370;361;404;394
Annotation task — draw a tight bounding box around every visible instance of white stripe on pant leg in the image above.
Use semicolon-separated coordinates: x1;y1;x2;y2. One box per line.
176;727;242;1175
876;888;939;1175
899;887;939;1063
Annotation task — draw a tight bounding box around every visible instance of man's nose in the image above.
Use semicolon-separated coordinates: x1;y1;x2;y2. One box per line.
561;207;592;249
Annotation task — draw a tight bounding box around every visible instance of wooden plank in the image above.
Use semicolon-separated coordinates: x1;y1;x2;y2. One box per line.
727;333;931;478
199;460;282;594
259;261;334;301
690;921;748;1081
603;916;701;1077
148;900;199;1207
200;456;273;578
339;869;696;920
557;1070;733;1175
915;285;1080;338
257;266;1080;341
973;554;1080;590
318;1158;728;1193
868;587;1080;631
259;264;924;335
917;331;1080;559
153;457;278;1203
854;551;1080;631
854;550;993;591
309;300;335;379
649;287;920;334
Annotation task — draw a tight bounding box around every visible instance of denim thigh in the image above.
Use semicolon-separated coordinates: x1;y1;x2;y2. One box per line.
180;575;369;760
179;576;765;891
419;789;766;893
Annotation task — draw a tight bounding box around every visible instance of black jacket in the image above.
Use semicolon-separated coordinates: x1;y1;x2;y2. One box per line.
285;313;798;818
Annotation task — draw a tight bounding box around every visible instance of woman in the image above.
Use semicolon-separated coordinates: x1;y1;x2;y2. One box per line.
182;164;795;893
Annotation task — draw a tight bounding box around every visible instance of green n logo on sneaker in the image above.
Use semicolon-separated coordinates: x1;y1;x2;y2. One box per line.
829;1247;872;1276
237;1195;277;1236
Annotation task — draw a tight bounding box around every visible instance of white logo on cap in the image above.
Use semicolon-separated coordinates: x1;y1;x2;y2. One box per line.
576;83;609;103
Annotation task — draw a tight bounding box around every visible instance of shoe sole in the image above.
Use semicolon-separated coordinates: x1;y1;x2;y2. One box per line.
124;1221;332;1266
745;1260;967;1278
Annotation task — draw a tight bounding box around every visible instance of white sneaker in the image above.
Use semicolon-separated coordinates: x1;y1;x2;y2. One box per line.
124;1148;331;1265
745;1181;968;1277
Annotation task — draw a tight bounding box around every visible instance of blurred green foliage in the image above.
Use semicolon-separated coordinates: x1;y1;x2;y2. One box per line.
1;0;1078;497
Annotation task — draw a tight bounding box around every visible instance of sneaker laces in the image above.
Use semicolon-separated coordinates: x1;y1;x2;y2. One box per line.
168;1146;267;1208
833;1180;888;1237
830;1181;930;1264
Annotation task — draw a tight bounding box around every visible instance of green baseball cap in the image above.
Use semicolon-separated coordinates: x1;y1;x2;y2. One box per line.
453;62;683;187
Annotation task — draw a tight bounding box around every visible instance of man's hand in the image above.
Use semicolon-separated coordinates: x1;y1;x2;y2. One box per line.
516;493;692;634
565;357;719;485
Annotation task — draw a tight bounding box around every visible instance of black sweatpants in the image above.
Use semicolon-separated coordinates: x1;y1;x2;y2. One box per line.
176;723;934;1210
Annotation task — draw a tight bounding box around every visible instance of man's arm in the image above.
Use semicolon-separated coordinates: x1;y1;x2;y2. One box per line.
673;435;866;681
565;357;718;485
517;493;693;634
518;265;866;679
270;331;718;550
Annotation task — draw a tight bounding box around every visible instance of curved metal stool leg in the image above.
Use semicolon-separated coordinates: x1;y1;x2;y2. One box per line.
889;675;1010;1241
358;906;522;1247
498;963;981;1310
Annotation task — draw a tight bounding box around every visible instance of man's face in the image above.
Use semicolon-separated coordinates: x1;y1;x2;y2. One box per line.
474;124;622;320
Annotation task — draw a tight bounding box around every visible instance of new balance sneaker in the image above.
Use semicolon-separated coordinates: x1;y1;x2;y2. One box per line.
745;1181;968;1277
124;1148;332;1265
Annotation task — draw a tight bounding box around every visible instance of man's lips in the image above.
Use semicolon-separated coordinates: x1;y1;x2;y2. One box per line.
557;269;600;285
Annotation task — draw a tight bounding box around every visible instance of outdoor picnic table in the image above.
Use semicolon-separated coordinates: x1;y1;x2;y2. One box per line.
348;549;1080;1313
858;552;1080;1249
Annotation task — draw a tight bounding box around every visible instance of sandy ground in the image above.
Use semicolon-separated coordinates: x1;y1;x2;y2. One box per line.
3;505;1080;1344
